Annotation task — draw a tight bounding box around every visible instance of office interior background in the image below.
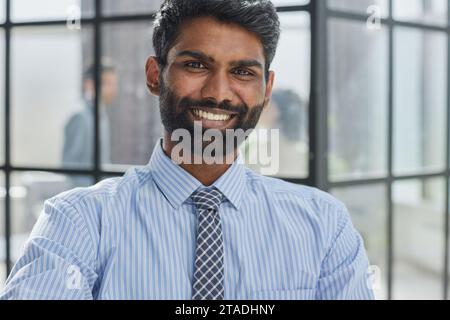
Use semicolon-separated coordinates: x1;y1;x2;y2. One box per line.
0;0;448;300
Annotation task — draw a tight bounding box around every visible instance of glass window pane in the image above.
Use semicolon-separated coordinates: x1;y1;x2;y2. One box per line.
0;30;4;166
0;173;5;290
0;0;5;23
331;183;388;300
328;0;389;17
448;179;450;300
10;172;94;268
11;26;94;169
272;0;310;5
393;0;447;26
101;22;162;170
12;0;94;22
244;11;310;178
102;0;311;15
328;19;388;181
393;178;445;300
393;27;447;176
102;0;162;16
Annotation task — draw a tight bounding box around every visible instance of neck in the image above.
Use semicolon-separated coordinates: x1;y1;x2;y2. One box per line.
162;132;237;186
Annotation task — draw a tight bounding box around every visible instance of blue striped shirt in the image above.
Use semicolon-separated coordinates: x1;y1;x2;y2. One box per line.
1;139;374;300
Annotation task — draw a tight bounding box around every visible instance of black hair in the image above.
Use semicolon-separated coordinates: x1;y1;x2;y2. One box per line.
152;0;280;81
83;57;116;82
271;89;306;142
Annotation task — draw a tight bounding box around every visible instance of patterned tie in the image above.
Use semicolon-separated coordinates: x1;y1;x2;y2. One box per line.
191;187;225;300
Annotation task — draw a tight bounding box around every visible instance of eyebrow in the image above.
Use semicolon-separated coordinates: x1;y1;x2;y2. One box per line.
176;50;263;70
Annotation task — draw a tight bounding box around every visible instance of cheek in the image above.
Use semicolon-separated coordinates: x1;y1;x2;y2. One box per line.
167;72;203;97
254;81;268;101
234;82;266;107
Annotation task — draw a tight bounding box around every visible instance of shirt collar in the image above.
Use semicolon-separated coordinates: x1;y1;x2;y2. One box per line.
148;138;246;210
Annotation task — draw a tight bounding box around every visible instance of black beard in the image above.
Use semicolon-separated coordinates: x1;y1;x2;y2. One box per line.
158;79;265;155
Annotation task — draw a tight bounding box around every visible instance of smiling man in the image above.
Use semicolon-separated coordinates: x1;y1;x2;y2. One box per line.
0;0;375;300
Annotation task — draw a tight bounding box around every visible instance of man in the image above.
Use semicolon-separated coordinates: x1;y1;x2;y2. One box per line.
62;58;117;186
1;0;374;300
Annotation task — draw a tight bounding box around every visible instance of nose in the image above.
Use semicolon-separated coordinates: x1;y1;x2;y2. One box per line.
201;70;234;105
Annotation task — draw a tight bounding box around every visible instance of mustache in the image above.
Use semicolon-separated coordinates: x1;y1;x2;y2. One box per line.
178;97;248;115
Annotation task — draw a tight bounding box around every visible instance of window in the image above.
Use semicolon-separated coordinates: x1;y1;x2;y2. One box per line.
326;0;450;300
6;0;448;301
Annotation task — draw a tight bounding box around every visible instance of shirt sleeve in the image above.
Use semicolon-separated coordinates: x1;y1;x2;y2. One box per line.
0;197;98;300
315;205;375;300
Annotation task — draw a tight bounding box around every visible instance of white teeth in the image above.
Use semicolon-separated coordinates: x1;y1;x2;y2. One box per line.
192;109;232;121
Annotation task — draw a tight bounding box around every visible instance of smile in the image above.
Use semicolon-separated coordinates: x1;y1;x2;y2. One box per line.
190;108;237;122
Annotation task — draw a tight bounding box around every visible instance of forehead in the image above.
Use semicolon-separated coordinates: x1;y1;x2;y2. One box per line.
167;16;265;65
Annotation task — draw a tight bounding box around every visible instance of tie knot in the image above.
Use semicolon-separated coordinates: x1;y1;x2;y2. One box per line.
191;187;224;212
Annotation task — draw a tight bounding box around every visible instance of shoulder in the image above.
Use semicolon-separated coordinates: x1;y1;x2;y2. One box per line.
34;166;150;268
65;111;89;131
66;106;93;126
43;166;148;228
245;168;345;210
242;169;353;260
243;168;347;228
243;169;353;254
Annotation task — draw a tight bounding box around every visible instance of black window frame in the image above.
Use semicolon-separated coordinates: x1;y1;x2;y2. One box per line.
321;0;450;300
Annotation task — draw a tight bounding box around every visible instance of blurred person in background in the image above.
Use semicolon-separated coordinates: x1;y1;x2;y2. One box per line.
62;58;117;186
244;88;308;176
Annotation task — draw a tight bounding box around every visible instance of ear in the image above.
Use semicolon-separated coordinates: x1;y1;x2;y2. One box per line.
263;70;275;108
145;56;161;96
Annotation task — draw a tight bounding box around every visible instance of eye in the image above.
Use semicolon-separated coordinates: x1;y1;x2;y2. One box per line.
233;68;253;77
185;61;207;69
